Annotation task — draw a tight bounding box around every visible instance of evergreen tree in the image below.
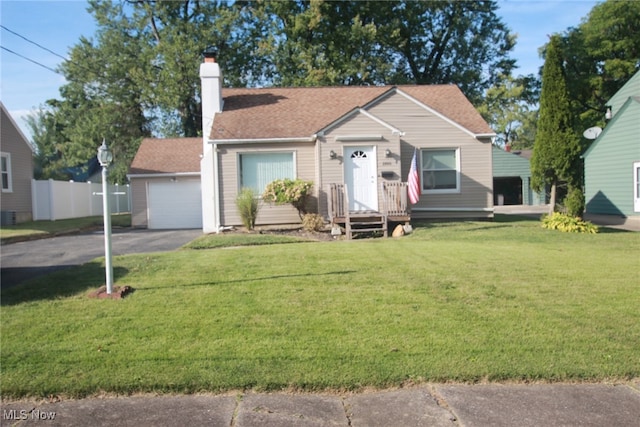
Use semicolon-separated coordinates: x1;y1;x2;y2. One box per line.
530;35;581;214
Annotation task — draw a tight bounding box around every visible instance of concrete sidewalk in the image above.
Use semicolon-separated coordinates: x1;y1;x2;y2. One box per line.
2;382;639;426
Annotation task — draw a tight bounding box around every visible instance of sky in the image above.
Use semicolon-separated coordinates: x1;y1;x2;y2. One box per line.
1;0;600;140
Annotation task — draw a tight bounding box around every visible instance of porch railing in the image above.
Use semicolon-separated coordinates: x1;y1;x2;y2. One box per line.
381;181;409;219
328;182;410;222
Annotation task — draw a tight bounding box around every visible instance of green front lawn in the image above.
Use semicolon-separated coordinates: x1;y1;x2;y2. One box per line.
1;217;638;398
0;214;131;243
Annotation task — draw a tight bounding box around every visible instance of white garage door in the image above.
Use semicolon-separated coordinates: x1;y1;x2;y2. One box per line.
148;180;202;229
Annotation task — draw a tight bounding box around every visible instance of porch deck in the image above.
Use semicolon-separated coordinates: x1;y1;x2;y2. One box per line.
329;182;411;239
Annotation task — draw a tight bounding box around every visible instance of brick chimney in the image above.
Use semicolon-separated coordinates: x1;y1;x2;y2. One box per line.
200;47;222;140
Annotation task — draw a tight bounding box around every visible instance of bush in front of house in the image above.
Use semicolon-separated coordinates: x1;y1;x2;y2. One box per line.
302;213;325;232
542;212;599;234
563;186;585;218
236;187;260;230
263;179;313;218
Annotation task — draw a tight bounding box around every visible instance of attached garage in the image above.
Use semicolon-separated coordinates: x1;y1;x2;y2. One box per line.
128;138;204;230
148;180;202;229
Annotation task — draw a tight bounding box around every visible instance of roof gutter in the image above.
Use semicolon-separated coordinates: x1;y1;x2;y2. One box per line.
210;135;318;145
475;133;497;141
126;172;200;180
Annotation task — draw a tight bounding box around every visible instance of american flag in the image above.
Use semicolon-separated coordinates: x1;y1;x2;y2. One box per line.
408;148;420;205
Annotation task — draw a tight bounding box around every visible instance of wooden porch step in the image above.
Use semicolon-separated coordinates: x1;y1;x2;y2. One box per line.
346;214;388;239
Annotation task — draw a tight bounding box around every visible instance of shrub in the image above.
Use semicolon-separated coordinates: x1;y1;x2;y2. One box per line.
541;212;598;234
302;213;325;232
263;179;314;218
235;187;260;230
563;186;585;218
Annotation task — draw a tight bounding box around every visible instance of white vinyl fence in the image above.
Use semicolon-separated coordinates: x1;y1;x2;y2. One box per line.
31;179;131;221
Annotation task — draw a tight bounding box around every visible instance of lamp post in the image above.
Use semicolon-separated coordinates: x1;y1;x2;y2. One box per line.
97;139;114;294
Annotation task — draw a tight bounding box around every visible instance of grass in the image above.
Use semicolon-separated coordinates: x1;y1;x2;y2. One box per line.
0;214;131;244
1;216;639;398
185;232;311;249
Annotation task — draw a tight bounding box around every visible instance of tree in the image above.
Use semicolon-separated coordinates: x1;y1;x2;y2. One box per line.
258;0;390;87
560;0;640;142
123;0;263;136
376;0;516;104
25;105;68;180
477;74;539;148
259;1;516;103
530;36;582;214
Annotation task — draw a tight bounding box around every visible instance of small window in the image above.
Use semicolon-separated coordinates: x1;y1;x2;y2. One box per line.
421;149;460;193
239;152;295;193
1;152;12;192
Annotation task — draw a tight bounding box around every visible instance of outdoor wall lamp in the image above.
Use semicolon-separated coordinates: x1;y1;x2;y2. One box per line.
329;150;337;159
385;148;392;157
96;139;114;294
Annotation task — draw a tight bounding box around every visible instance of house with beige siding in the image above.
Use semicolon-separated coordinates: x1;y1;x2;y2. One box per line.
1;103;34;224
128;54;496;235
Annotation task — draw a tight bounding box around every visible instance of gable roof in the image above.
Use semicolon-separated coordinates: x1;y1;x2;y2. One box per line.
129;138;201;175
607;70;640;118
1;102;35;153
208;85;493;141
583;96;640;159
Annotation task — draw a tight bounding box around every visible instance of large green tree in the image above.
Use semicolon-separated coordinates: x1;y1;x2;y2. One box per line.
260;0;516;103
530;36;581;214
25;105;67;180
477;74;539;148
560;0;640;143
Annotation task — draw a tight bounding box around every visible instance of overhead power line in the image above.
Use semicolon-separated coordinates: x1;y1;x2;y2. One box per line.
0;45;61;74
0;24;68;61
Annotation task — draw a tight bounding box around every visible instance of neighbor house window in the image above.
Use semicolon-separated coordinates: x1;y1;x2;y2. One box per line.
421;148;460;193
239;152;295;193
1;152;12;192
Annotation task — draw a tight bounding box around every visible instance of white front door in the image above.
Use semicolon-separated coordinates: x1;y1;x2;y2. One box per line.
345;146;378;211
634;161;640;212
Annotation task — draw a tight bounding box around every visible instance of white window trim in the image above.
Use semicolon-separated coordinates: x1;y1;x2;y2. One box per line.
1;152;13;193
633;161;640;213
421;148;461;195
237;150;297;195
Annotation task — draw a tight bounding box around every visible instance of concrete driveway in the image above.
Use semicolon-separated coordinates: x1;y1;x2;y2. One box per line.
1;229;203;288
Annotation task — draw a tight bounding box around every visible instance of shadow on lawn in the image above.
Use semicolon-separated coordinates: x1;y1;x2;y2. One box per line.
134;270;358;290
1;261;129;306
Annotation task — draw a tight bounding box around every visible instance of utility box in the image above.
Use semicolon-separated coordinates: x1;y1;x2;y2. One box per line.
1;210;17;226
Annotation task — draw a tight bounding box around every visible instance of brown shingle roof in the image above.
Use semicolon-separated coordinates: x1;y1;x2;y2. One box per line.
209;85;493;140
129;138;201;175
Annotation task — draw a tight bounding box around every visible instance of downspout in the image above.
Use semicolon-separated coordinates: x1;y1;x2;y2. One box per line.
213;142;221;233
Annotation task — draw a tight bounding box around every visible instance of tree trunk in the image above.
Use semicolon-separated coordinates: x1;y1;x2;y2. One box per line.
548;182;557;215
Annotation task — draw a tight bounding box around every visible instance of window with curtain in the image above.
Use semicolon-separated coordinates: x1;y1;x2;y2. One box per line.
421;149;459;192
239;152;295;193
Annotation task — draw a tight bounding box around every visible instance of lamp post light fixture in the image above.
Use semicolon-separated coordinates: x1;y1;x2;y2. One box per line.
97;140;114;294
